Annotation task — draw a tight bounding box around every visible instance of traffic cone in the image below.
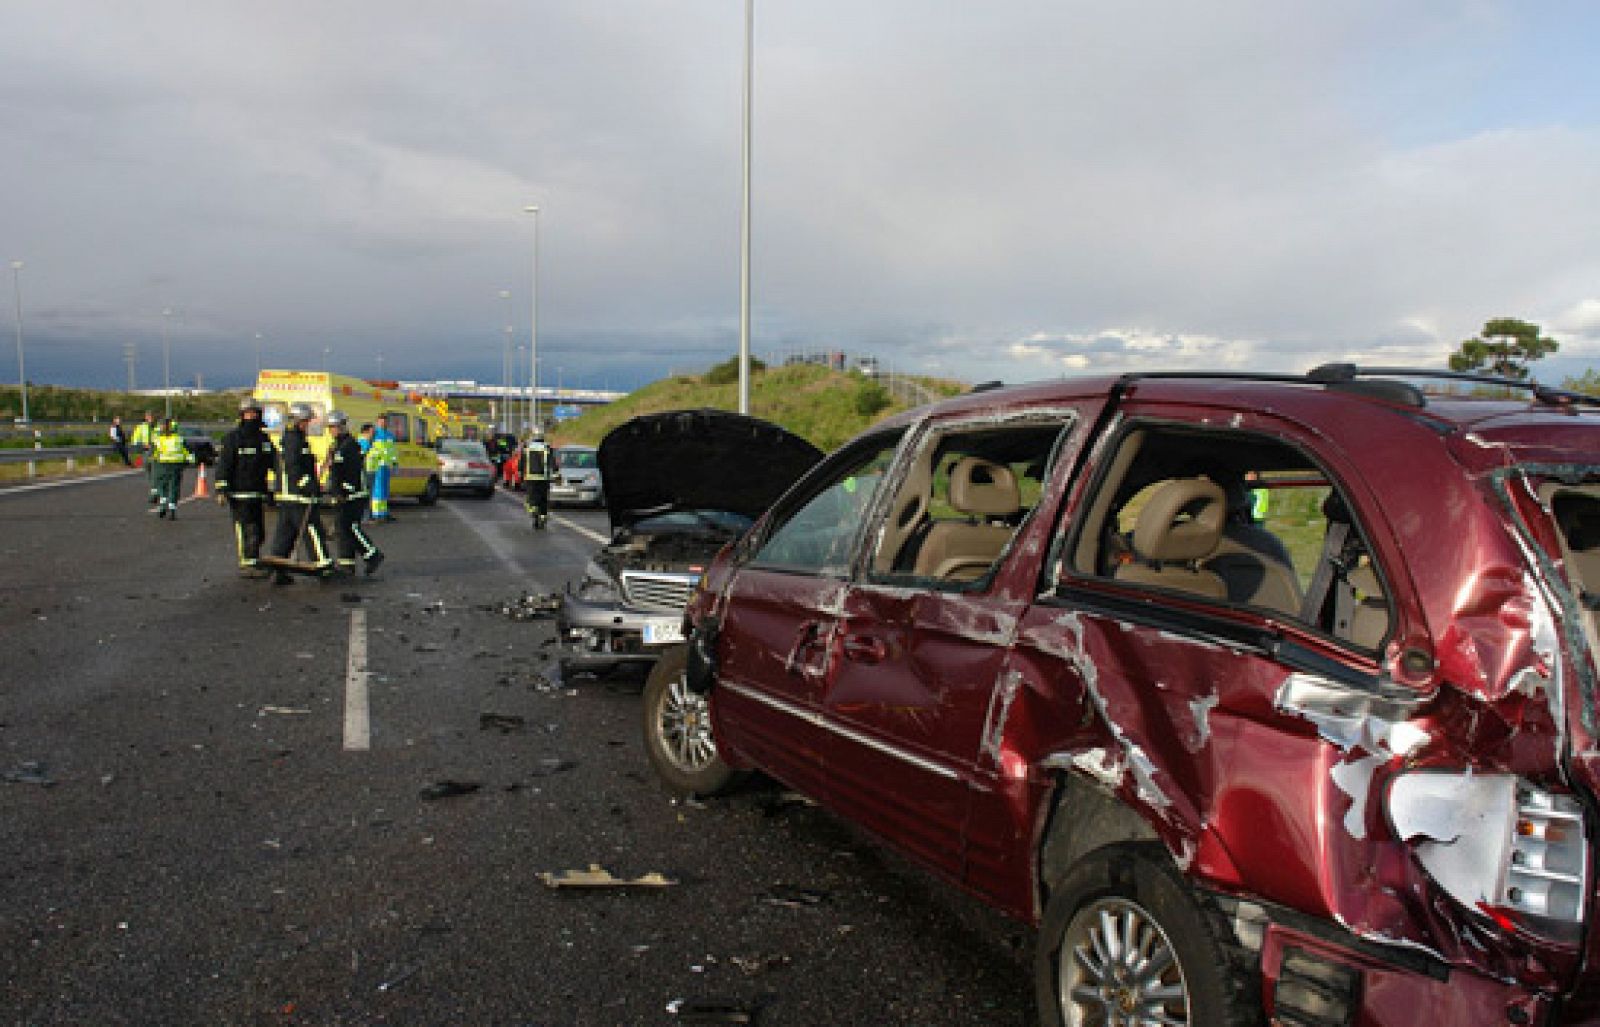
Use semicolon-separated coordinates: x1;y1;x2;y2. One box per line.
192;465;211;499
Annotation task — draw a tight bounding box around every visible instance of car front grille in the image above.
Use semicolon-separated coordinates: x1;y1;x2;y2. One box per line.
621;570;699;613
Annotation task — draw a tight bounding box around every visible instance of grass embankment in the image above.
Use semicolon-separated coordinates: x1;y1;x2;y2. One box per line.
552;364;964;451
0;384;242;423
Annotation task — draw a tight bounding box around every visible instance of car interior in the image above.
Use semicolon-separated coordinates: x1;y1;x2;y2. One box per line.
1060;424;1391;650
870;421;1068;588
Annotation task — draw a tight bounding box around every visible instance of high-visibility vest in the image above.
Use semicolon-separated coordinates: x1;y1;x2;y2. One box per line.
153;430;190;464
131;421;155;447
365;435;397;472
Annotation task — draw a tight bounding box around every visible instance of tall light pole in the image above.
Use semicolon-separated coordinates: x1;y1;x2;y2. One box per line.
254;332;263;379
738;0;753;415
161;307;173;418
9;261;27;424
515;343;526;430
523;204;540;431
500;289;513;430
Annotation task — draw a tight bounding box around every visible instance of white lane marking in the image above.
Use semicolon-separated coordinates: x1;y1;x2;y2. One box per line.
0;469;141;496
552;514;607;544
344;607;371;752
447;494;544;587
491;489;609;544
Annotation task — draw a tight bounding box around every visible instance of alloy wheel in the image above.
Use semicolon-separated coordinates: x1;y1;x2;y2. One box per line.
1058;897;1190;1025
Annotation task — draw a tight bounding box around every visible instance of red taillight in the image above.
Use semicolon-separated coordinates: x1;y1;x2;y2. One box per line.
468;461;492;470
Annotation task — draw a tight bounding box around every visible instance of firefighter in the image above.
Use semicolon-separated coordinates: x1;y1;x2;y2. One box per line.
324;410;384;577
150;417;192;519
131;410;159;504
265;402;332;585
521;427;551;530
366;422;398;522
214;396;277;577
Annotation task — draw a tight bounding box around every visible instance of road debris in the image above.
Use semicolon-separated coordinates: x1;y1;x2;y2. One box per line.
538;863;678;889
418;780;482;801
730;954;792;976
479;713;527;734
258;705;312;716
665;998;764;1023
755;792;816;818
413;643;442;653
528;757;578;777
762;885;826;908
494;592;562;621
2;761;54;787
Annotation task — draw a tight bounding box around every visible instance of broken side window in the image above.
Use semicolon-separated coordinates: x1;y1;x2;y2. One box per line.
1060;423;1391;649
870;420;1069;588
750;433;904;578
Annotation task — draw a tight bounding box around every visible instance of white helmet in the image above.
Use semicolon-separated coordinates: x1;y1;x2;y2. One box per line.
288;402;314;422
326;409;349;427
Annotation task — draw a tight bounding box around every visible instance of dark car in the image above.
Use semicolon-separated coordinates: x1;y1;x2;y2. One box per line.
184;435;217;466
557;409;822;674
642;366;1600;1025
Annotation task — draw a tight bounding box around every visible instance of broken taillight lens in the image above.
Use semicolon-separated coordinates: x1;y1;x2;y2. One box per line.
1387;772;1588;940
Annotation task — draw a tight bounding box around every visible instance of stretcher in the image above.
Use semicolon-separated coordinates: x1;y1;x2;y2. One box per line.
256;501;327;575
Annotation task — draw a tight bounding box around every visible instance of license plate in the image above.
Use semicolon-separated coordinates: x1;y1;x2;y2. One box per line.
643;619;683;645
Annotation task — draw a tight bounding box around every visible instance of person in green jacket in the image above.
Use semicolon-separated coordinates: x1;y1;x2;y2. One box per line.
130;410;159;504
150;418;192;519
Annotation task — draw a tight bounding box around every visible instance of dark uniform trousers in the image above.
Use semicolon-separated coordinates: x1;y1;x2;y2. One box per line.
230;497;267;568
334;499;379;568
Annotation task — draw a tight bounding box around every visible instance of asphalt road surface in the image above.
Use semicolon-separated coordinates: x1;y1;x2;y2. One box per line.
1;471;1033;1025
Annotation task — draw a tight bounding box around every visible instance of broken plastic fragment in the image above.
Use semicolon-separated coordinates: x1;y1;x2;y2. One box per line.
2;761;54;787
763;885;826;908
538;863;678;889
479;713;527;734
418;780;482;801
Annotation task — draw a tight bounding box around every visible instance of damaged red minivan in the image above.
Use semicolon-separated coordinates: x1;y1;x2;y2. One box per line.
643;365;1600;1024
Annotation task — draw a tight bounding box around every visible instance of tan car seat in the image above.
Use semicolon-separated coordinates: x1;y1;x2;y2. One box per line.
1114;478;1228;599
912;457;1022;581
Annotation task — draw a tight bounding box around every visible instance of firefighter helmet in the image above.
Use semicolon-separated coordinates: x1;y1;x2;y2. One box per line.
288;402;314;422
239;395;263;413
326;409;349;427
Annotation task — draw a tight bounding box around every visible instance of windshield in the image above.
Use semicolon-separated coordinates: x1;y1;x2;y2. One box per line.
633;509;753;535
557;448;598;469
440;440;487;458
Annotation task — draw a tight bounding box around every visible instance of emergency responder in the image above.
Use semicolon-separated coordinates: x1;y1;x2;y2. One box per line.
366;421;398;522
265;402;332;585
323;410;384;577
521;427;551;530
131;410;159;503
150;417;192;519
214;396;277;577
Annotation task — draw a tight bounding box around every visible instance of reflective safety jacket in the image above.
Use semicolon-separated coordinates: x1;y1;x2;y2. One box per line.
215;420;277;498
131;419;156;448
365;431;397;473
520;442;550;481
327;433;368;501
152;429;191;464
276;426;321;501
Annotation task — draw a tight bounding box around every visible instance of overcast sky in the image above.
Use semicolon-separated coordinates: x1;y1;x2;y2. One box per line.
4;1;1600;394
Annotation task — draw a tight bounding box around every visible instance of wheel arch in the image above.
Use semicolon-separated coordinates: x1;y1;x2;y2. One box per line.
1036;770;1163;912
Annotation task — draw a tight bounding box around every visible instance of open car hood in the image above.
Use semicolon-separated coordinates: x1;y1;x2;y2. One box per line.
598;409;824;530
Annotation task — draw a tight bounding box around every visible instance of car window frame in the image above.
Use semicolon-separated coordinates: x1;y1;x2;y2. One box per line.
741;427;909;580
1049;415;1396;655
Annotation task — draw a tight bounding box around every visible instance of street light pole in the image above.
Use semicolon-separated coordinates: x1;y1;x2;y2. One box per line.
161;307;173;419
9;261;27;424
523;204;540;431
738;0;753;415
500;289;512;431
254;332;263;379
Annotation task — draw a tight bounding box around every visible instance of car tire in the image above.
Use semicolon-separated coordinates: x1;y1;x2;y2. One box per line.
642;644;741;798
1035;844;1260;1027
420;476;440;506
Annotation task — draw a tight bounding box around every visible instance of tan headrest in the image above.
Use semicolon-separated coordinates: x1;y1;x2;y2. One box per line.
948;457;1021;517
1132;478;1226;563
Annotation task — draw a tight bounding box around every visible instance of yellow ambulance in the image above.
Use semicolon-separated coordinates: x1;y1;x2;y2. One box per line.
252;370;448;504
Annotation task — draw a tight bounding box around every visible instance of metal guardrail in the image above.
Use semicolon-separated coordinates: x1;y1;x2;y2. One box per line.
0;445;122;472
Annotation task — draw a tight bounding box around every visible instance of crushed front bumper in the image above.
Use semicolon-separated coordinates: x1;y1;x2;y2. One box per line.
557;592;686;669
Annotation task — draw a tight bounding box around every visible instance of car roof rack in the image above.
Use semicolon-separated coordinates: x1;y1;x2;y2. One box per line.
1306;363;1600;410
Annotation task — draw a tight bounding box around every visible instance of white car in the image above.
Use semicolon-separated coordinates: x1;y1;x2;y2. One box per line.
550;445;604;507
436;438;496;498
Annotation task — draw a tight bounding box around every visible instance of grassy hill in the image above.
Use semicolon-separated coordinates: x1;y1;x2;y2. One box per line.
550;364;965;452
